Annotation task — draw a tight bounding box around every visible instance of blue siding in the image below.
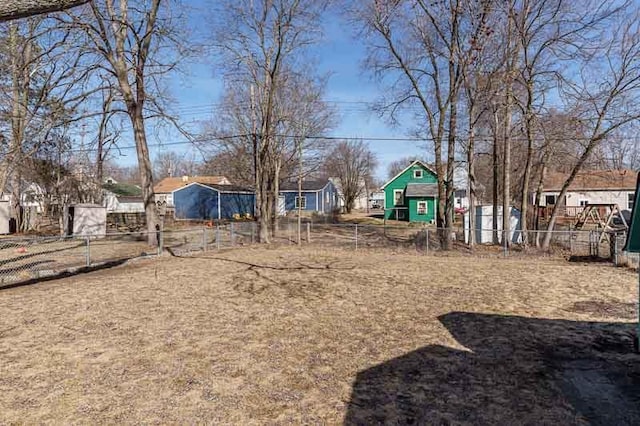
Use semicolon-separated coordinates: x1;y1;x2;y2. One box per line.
282;191;318;212
280;182;338;213
220;192;254;218
174;184;218;220
174;184;255;220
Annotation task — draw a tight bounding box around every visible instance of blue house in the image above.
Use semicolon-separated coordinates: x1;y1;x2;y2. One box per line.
279;179;338;215
173;183;254;220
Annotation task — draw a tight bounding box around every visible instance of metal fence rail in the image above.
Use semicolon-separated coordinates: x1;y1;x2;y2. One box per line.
0;222;635;288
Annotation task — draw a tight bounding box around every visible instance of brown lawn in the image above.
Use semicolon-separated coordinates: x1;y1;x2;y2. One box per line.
0;246;638;424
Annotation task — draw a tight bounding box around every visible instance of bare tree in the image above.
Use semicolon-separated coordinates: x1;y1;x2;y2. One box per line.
211;0;330;243
0;16;94;230
541;7;640;249
64;0;186;245
323;140;377;214
0;0;88;21
352;0;496;248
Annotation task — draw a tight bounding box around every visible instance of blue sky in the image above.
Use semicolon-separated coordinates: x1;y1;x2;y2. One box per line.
128;4;427;181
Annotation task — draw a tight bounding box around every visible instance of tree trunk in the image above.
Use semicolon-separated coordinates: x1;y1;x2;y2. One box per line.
502;89;512;248
297;141;302;244
534;162;547;247
492;110;500;245
467;113;476;247
129;105;158;246
520;81;535;246
271;160;280;237
444;105;457;250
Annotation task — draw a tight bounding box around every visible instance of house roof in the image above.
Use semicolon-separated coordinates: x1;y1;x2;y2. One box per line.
406;183;439;197
543;169;637;191
280;180;330;191
381;160;438;189
103;182;142;197
154;176;230;193
177;182;254;194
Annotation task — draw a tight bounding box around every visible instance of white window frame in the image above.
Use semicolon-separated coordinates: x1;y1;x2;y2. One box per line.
393;189;404;206
579;200;588;207
295;196;306;209
545;194;557;205
630;193;635;210
417;201;428;215
413;169;423;179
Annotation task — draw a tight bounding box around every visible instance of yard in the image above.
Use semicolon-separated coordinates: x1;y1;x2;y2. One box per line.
0;246;638;424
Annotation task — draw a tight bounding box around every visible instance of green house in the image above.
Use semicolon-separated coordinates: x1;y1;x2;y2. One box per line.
382;160;438;223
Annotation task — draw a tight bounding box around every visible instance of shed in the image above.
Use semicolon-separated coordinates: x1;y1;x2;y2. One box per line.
64;204;107;237
464;205;522;244
382;160;439;222
173;183;254;220
278;180;339;215
0;200;10;234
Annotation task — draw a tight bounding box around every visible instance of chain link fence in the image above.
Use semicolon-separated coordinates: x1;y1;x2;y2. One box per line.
0;220;636;288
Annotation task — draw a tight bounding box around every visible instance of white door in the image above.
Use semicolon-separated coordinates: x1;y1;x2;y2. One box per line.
278;196;286;216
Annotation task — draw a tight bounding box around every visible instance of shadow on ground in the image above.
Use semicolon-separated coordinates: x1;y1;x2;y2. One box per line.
345;312;640;425
0;258;131;291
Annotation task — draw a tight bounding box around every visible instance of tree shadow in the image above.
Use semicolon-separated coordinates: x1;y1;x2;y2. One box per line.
344;312;640;425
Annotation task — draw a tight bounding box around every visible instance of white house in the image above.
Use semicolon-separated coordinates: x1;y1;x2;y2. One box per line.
539;169;636;216
329;177;369;211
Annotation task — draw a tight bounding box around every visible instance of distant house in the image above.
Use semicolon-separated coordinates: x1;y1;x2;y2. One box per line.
154;175;231;208
369;191;385;209
173;183;254;220
539;169;636;216
103;182;145;213
278;179;338;215
329;177;368;211
382;160;439;222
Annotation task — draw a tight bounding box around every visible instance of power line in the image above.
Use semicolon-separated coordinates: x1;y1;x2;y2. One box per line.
63;131;640;155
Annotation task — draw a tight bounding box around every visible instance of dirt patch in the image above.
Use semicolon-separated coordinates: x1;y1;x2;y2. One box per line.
0;247;637;423
568;300;637;320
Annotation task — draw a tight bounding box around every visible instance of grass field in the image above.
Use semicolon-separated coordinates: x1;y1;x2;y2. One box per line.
0;246;638;424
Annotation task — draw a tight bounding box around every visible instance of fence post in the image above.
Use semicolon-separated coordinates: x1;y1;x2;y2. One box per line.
426;229;429;254
85;236;91;267
503;229;508;258
251;222;255;244
216;224;221;249
306;222;311;243
355;224;358;250
158;218;164;256
202;226;207;252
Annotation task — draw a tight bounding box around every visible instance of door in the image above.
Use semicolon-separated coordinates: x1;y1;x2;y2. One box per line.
67;206;75;236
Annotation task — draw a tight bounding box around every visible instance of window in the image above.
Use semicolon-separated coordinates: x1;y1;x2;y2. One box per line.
295;196;306;209
579;200;588;207
545;195;557;205
393;189;404;206
630;193;635;210
397;210;406;219
413;169;423;179
417;201;428;215
325;192;329;203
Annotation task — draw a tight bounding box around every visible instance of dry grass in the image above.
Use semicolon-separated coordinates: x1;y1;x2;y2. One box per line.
0;247;638;424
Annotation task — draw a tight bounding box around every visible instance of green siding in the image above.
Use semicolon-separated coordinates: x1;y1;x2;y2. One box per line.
407;197;436;222
383;162;438;222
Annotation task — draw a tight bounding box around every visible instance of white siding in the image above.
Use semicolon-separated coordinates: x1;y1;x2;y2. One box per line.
540;190;635;210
